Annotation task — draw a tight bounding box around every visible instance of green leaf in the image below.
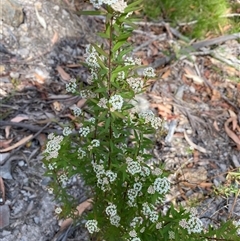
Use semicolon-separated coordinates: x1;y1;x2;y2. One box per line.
112;40;126;52
98;32;111;39
115;32;132;41
92;43;108;58
124;0;143;11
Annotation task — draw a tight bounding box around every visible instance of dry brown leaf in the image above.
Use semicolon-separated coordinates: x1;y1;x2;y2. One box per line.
60;199;92;231
4;126;11;139
56;66;71;81
77;99;87;108
184;131;208;153
0;139;13;149
11;114;29;123
52;101;63;112
51;31;58;45
185;73;204;85
211;89;221;101
224;117;240;149
213;120;220;132
0;134;33;153
0;177;5;204
161;68;171;79
34;72;46;84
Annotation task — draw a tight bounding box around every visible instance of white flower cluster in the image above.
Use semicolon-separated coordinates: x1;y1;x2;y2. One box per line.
127;160;141;175
105;203;121;227
63;126;72;136
90;0;127;13
80;89;96;99
45;134;63;160
58;173;68;184
88;139;100;150
85;219;100;234
70;105;82;116
92;162;117;191
109;94;124;112
168;230;175;240
98;97;108;108
79;126;90;137
153;177;170;194
127;77;143;93
151;167;162;176
233;220;240;235
138;110;162;129
78;147;86;159
66;78;77;93
130;216;143;228
85;44;100;69
124;57;141;66
141;202;159;223
143;67;156;78
47;162;57;170
116;71;125;81
179;211;203;234
55;207;62;214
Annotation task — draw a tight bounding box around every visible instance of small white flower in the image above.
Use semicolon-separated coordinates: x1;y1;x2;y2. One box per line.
105;170;117;182
63;126;72;136
55;207;62;214
130;217;143;228
156;222;162;229
124;57;136;66
111;0;127;13
143;67;156;77
128;188;138;201
59;173;68;183
127;77;144;93
147;185;155;194
169;230;175;239
133;182;142;192
47;187;53;194
116;71;125;81
131;238;141;241
129;230;137;237
85;220;100;234
152;167;163;176
66;78;77;93
80;89;96;99
48;162;57;170
70;105;82;117
91;139;100;147
78;148;86;159
79;126;90;137
109;94;123;112
106;203;117;217
153;177;170;194
142;202;152;216
149;211;159;223
98;97;108;108
127;161;141;175
88;117;96;124
110;215;121;227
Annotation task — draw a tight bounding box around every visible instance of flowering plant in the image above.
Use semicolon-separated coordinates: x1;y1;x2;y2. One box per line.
43;0;239;240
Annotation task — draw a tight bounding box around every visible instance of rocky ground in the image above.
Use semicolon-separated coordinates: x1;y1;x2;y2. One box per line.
0;0;240;240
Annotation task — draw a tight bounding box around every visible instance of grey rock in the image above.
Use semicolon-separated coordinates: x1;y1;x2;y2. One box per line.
0;0;24;27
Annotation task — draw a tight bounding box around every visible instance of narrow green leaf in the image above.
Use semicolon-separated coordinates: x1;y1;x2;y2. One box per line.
124;0;143;10
112;40;125;52
92;43;108;58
